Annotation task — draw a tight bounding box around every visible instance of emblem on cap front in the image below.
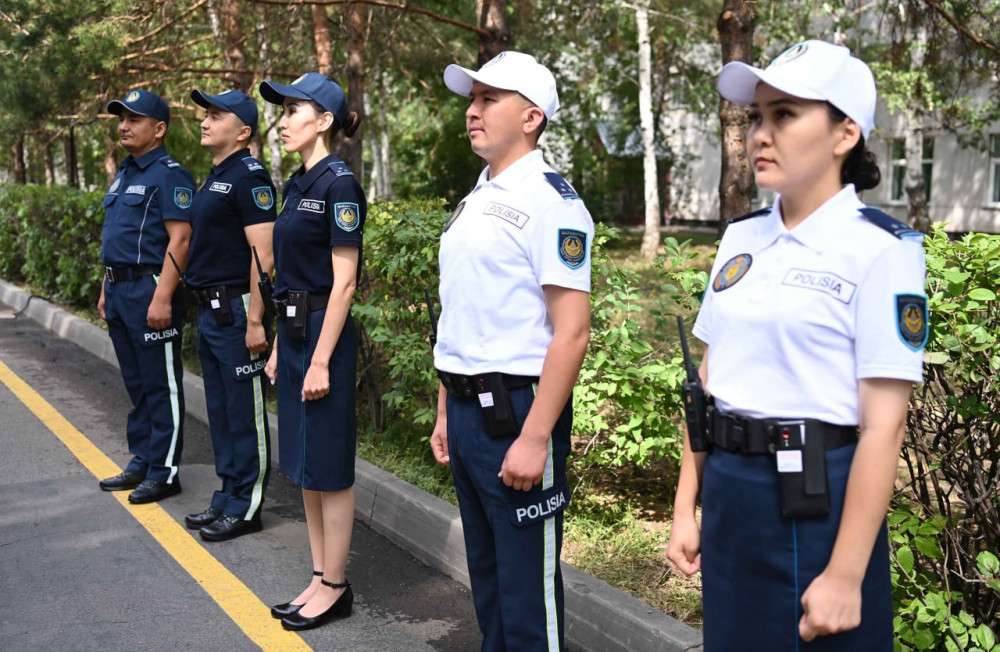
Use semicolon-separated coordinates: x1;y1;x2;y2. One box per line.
712;254;753;291
558;228;587;269
174;187;192;209
896;294;928;351
771;42;809;67
126;91;141;103
483;52;506;68
252;186;274;210
335;202;360;232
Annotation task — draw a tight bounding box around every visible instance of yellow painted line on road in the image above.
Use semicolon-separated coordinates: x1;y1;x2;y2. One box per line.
0;360;311;652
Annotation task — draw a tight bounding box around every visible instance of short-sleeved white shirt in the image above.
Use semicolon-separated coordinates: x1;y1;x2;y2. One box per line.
693;185;926;425
434;150;594;376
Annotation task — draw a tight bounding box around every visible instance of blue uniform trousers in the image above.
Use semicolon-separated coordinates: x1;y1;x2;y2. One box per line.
196;295;270;519
447;385;572;652
103;275;185;484
701;442;893;651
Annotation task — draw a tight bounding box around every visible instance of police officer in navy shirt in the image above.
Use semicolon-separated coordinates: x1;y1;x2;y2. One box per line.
181;88;276;541
260;72;364;631
98;90;194;504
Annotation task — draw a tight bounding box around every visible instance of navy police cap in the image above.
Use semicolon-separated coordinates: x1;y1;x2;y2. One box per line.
107;89;170;124
191;88;259;138
259;72;348;125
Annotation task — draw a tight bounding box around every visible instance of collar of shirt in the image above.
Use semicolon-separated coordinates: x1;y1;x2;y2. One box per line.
210;147;251;179
125;145;168;172
475;149;544;192
290;153;340;193
757;184;863;254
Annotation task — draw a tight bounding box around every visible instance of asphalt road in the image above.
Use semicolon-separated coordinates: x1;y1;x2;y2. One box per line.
0;303;481;652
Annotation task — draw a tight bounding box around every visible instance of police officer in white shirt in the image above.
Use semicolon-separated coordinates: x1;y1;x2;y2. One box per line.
666;41;927;651
430;51;594;652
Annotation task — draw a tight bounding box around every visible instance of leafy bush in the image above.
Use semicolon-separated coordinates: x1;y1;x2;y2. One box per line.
892;224;1000;650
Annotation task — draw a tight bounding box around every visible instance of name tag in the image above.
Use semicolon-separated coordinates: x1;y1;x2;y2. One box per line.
125;184;146;195
209;182;232;193
298;199;325;213
782;268;857;304
484;202;530;229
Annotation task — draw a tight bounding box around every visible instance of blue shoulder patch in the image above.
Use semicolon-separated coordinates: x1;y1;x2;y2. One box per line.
328;160;354;177
896;293;928;351
242;156;265;172
727;207;770;224
160;156;181;169
544;172;580;200
859;207;923;239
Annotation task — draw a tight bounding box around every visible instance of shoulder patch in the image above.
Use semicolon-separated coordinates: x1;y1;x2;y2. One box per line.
242;156;265;172
252;186;274;210
174;187;193;209
328;160;354;177
544;172;581;200
859;207;923;240
557;228;587;269
159;156;181;169
727;207;771;225
896;293;928;351
334;202;360;232
444;201;465;232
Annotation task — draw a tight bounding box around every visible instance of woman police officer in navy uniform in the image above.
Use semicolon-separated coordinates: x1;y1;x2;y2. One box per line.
666;41;927;650
259;72;364;631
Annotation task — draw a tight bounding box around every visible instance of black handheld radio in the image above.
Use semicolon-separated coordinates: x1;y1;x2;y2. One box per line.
251;246;274;320
677;315;711;452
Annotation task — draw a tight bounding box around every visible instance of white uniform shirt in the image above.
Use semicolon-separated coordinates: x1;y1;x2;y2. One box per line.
693;186;926;425
435;150;594;376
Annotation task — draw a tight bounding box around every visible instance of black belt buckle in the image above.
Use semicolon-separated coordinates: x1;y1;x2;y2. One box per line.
104;266;116;283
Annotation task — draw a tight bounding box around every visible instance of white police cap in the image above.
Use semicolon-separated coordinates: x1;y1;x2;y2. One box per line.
717;40;876;139
444;51;560;119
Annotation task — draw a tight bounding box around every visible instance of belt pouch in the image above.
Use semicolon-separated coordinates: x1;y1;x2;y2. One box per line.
774;421;830;518
286;290;309;341
208;287;235;327
478;373;519;438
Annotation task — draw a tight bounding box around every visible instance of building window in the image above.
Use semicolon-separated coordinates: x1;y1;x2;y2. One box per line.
888;137;934;203
991;134;1000;205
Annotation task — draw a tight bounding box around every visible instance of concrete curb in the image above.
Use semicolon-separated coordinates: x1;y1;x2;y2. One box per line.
0;280;704;652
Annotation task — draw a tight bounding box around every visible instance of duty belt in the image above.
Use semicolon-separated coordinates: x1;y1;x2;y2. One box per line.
272;292;330;318
710;412;857;454
437;370;537;398
190;284;250;307
104;264;160;283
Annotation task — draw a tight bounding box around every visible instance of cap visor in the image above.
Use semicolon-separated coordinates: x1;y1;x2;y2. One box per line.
259;81;312;106
443;64;476;97
106;99;156;118
717;63;767;105
190;89;214;110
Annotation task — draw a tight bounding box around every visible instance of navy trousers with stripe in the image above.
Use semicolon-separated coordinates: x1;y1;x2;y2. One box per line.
103;275;185;484
196;295;270;520
447;386;572;652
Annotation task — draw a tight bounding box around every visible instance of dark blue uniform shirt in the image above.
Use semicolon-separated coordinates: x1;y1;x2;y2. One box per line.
273;154;365;297
186;148;277;288
101;145;195;266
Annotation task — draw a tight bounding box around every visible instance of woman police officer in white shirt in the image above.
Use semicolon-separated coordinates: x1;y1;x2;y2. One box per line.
666;40;927;650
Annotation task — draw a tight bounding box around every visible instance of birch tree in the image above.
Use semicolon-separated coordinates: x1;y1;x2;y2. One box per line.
636;0;661;261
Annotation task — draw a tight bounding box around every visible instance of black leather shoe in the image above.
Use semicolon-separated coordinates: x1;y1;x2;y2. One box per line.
99;470;144;491
184;507;223;530
127;478;181;504
271;571;323;619
281;579;353;630
199;514;262;542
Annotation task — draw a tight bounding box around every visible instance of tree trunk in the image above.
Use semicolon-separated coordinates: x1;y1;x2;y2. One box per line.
716;0;756;239
64;129;79;188
636;0;661;261
104;126;119;185
259;12;283;189
43;136;55;187
218;0;253;92
905;25;931;232
476;0;510;65
312;4;333;76
340;1;365;175
11;134;26;184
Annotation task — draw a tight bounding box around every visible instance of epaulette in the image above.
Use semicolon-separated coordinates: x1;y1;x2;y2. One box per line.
544;172;581;200
727;207;770;225
242;156;265;172
159;156;181;168
858;207;922;239
328;160;354;177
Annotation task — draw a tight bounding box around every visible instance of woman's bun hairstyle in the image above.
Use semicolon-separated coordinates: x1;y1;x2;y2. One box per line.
341;111;361;138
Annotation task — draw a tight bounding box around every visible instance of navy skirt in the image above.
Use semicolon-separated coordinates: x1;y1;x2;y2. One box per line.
276;309;357;491
701;442;893;652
